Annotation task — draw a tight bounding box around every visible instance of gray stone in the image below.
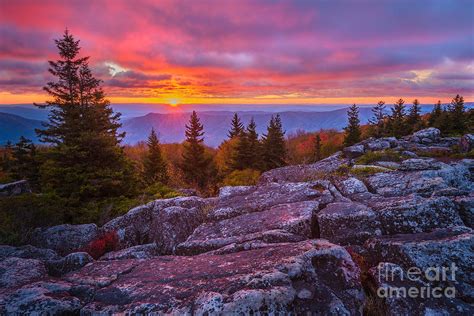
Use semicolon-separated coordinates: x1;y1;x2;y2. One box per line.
1;281;83;314
30;224;99;256
343;144;365;158
177;201;319;255
259;152;350;184
368;195;464;235
47;252;93;276
317;202;381;245
398;158;443;171
365;226;473;311
150;205;206;254
412;128;441;142
0;257;47;288
64;240;365;314
0;245;61;261
102;196;213;249
100;243;159;260
460;133;474;152
336;177;368;196
0;180;31;196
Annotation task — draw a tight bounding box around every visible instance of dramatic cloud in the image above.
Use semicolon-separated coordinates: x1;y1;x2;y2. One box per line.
0;0;473;104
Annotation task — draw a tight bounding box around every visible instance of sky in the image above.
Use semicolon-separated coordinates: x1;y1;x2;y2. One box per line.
0;0;473;106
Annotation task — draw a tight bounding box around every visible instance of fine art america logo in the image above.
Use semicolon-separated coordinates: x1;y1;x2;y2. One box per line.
376;263;458;299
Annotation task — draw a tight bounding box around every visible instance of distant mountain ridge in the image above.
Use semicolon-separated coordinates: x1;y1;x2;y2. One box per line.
121;108;374;146
0;112;42;144
1;103;473;146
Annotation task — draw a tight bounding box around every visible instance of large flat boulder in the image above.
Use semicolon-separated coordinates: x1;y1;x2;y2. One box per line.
317;202;381;245
259;152;349;184
177;201;320;255
209;181;336;221
368;195;464;235
61;240;364;314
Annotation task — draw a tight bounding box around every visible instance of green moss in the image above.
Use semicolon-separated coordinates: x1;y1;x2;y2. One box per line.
355;150;404;165
350;166;389;176
221;169;261;186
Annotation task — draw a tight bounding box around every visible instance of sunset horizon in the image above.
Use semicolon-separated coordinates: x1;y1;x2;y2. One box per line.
1;0;473;107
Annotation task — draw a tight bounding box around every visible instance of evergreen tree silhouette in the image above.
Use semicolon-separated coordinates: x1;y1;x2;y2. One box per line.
35;30;135;200
227;113;244;139
262;114;286;170
387;99;407;138
406;99;423;133
448;94;466;135
143;128;168;185
343;104;361;146
181;111;213;189
368;101;386;138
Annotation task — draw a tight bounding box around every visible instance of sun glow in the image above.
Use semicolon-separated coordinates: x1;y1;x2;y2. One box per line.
168;98;180;107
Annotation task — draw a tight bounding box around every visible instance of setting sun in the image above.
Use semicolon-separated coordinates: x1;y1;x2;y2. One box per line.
168;98;180;107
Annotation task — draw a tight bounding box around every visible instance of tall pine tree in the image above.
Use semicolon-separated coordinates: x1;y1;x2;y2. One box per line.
245;118;261;170
428;100;443;127
262;114;286;170
180;111;213;189
35;30;135;200
343;104;361;146
448;94;466;135
368;101;386;138
406;99;423;133
143;128;168;185
227;113;244;139
387;99;407;138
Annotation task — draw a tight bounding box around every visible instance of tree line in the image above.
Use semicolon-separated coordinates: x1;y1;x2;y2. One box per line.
343;96;473;146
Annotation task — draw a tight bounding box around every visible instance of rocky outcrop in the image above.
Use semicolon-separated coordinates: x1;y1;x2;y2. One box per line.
364;226;474;315
0;257;47;288
317;202;381;245
259;152;349;183
208;181;335;221
410;127;441;143
177;201;319;255
46;252;94;276
1;240;365;314
2;128;472;313
30;224;99;256
102;196;213;250
0;245;61;261
460;133;474;152
99;243;159;260
0;180;31;196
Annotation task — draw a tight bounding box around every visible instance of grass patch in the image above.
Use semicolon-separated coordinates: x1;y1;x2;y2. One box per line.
350;166;388;176
355;150;404;165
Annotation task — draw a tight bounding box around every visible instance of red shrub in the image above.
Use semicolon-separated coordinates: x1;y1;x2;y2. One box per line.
83;231;119;259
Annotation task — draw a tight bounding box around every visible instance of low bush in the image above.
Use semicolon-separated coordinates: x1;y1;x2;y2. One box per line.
82;231;119;259
351;166;388;176
221;169;260;186
356;150;403;165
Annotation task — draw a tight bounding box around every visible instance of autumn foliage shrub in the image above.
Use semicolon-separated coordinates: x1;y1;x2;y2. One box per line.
83;231;119;259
